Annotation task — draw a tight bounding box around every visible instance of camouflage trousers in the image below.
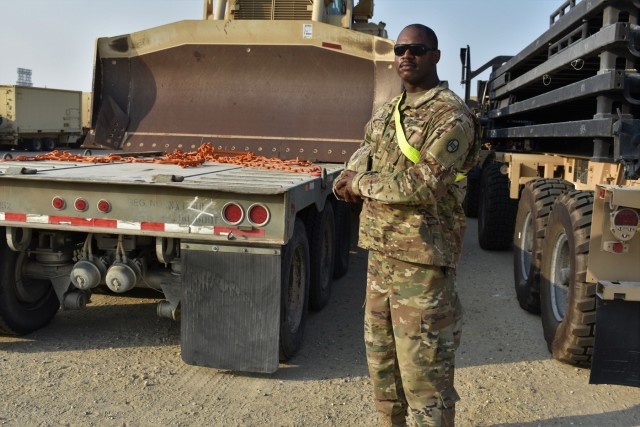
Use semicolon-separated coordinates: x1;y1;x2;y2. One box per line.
364;250;463;427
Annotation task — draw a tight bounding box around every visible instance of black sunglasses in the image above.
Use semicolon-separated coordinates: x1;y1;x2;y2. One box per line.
393;44;435;56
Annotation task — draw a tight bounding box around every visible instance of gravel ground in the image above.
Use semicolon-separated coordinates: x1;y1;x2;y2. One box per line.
0;218;639;426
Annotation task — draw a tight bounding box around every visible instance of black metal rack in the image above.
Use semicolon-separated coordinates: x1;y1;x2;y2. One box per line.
484;0;640;179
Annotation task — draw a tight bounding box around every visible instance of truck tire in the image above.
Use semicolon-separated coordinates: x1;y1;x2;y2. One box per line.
29;138;43;152
332;200;351;279
279;218;310;361
539;190;595;366
477;162;518;250
0;230;60;335
69;134;85;149
462;166;482;217
513;179;574;314
308;202;335;311
42;138;56;151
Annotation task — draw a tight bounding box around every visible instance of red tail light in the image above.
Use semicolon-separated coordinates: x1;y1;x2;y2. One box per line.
74;198;88;212
610;208;639;241
248;204;270;226
222;202;244;225
613;209;639;227
97;199;112;213
52;196;66;210
612;242;625;253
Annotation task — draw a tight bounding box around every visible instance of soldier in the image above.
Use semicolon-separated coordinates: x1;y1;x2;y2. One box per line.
333;24;480;427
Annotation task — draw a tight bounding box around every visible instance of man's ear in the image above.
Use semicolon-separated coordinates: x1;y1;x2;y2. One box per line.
432;49;442;65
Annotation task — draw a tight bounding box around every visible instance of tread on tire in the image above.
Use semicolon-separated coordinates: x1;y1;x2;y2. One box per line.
477;162;518;250
539;190;595;366
513;179;574;314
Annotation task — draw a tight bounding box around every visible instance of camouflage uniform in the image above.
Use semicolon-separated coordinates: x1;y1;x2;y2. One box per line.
337;82;479;426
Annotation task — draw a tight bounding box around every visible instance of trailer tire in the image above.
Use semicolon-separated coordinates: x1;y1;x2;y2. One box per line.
477;162;518;250
69;134;85;149
308;202;336;311
332;200;351;279
513;179;574;314
279;218;310;361
539;190;595;366
0;230;60;335
29;138;43;152
462;166;482;217
42;138;56;151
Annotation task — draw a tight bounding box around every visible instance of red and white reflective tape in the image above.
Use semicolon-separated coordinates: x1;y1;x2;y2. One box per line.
0;212;212;234
0;212;266;237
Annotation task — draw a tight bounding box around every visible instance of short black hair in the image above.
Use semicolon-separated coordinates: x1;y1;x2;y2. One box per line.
402;24;438;49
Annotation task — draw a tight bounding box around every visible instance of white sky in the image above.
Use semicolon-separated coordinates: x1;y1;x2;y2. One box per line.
0;0;561;97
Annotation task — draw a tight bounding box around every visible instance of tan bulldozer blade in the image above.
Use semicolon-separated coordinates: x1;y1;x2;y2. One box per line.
87;19;400;163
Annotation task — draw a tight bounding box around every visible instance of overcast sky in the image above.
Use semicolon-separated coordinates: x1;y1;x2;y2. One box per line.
0;0;560;97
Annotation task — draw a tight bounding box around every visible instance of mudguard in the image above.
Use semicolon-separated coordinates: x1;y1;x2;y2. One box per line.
590;297;640;387
181;243;281;373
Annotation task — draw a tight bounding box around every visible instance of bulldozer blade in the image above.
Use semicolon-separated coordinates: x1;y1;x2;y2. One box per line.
90;20;399;163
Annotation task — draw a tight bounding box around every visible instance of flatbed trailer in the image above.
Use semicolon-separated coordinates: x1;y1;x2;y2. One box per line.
0;0;399;374
462;0;640;387
0;154;342;373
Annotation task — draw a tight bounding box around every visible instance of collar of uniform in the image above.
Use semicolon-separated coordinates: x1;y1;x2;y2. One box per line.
400;81;448;111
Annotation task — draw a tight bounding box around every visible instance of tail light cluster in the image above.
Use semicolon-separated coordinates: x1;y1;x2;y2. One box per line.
222;202;270;227
52;196;112;213
610;208;639;241
604;207;639;254
51;196;270;228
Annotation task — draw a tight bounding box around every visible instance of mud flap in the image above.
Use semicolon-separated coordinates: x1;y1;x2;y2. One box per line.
589;298;640;387
181;244;281;373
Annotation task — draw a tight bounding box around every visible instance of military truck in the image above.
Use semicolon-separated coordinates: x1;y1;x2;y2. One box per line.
0;85;84;150
0;0;399;373
462;0;640;387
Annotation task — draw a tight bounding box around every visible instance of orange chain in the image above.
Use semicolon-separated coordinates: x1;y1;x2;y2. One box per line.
0;143;323;176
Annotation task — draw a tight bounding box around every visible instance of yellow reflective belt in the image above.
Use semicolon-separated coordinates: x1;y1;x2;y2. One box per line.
394;95;420;164
395;94;467;183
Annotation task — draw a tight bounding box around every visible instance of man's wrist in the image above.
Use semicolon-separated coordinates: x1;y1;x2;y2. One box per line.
351;172;366;197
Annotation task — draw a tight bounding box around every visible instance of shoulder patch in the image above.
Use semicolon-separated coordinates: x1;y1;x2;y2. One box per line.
426;119;473;169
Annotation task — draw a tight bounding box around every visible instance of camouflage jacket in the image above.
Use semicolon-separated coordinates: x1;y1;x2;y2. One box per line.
345;82;479;267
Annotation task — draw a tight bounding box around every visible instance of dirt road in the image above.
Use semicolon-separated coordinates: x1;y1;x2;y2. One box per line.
0;218;638;426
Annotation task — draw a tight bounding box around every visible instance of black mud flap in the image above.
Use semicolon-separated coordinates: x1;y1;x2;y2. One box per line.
181;244;281;373
589;298;640;387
